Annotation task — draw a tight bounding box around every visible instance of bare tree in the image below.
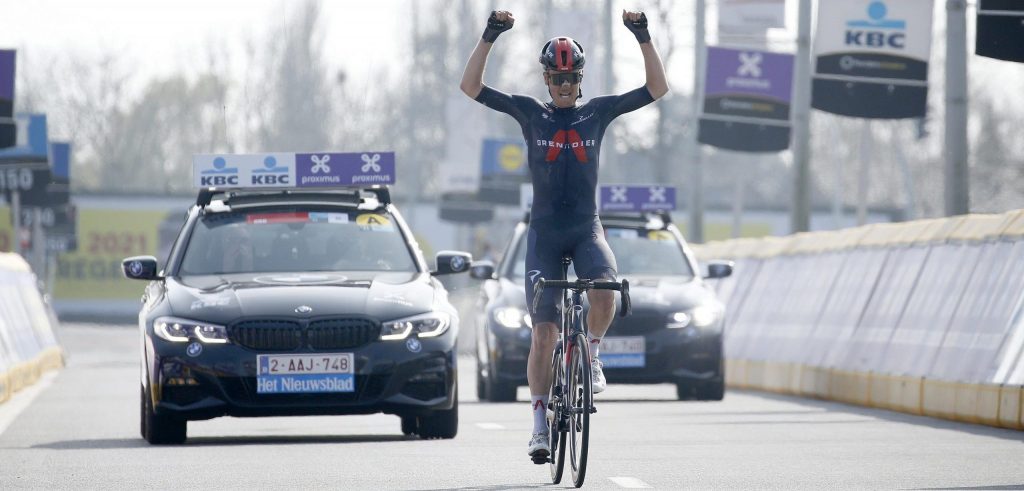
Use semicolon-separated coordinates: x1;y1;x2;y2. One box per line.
251;1;333;153
971;92;1024;212
16;51;133;190
589;1;690;188
102;74;228;192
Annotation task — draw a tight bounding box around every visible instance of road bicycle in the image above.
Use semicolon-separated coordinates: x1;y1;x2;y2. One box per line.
531;255;631;488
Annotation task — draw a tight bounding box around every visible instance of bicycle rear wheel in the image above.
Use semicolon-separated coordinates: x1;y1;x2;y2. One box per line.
567;332;591;488
547;346;567;484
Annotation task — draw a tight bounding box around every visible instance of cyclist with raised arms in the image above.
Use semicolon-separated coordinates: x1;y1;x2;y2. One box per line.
460;9;669;461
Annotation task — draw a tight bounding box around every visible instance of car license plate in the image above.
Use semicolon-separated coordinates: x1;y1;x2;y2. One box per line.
600;336;646;368
256;353;355;394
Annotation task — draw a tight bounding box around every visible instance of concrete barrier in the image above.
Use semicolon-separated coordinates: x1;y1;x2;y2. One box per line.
694;209;1024;430
0;253;64;406
998;385;1022;429
0;371;9;404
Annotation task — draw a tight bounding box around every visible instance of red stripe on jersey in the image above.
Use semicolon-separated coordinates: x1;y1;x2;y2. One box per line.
545;130;566;162
567;130;588;163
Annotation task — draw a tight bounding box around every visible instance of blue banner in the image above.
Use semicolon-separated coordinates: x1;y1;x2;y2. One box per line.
51;142;70;180
480;138;527;179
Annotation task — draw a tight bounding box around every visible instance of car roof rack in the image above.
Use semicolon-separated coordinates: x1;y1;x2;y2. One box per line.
521;210;672;228
195;185;391;208
600;211;674;229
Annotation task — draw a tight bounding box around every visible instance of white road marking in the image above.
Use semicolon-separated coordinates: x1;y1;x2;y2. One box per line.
0;372;59;437
609;476;653;489
474;422;505;430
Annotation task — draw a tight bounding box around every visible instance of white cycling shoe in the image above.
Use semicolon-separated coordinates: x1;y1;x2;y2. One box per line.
528;432;550;460
591;358;607;394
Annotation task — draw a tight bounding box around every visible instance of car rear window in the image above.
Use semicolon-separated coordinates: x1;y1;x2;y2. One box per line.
605;228;693;277
509;226;694;279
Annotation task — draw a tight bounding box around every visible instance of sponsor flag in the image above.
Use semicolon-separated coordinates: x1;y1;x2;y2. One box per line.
698;46;794;152
976;0;1024;63
193;153;293;188
295;152;395;187
192;152;395;189
812;0;934;119
599;185;676;213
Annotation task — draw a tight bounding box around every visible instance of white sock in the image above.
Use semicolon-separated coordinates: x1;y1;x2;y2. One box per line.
531;395;549;434
588;333;601;360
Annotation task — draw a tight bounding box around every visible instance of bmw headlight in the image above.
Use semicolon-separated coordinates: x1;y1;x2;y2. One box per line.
667;312;691;328
494;307;531;328
154;316;228;343
691;305;720;327
667;306;720;329
381;312;451;340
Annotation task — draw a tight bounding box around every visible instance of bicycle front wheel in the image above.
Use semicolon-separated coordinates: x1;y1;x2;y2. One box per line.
547;345;567;484
567;332;591;488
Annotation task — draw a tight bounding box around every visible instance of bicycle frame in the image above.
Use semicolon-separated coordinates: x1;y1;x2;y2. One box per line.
532;256;630;486
556;258;587;406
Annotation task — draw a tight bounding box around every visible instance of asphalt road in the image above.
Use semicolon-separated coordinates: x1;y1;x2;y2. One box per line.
1;324;1023;490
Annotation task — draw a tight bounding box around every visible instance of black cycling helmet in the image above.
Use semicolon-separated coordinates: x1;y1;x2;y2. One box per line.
539;37;585;72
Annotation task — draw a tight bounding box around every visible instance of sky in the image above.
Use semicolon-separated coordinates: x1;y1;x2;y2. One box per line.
1;0;1020;109
0;0;406;86
0;1;710;97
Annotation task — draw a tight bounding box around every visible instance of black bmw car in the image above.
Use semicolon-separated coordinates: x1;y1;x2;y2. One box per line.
472;211;733;402
123;186;473;444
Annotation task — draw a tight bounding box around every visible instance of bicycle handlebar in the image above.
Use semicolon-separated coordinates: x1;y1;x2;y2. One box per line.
530;278;632;318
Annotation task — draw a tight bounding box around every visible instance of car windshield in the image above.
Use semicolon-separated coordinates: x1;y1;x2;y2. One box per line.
509;226;694;279
179;208;416;275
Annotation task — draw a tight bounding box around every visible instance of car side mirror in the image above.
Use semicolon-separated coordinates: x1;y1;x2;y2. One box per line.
122;255;161;281
432;251;473;276
704;260;734;280
469;260;496;280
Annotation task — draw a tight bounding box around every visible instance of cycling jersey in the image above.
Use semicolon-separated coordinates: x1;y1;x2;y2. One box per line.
474;86;655;221
476;85;654;323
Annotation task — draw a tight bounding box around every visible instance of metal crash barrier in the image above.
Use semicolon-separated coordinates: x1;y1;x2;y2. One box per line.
694;210;1024;430
0;253;64;405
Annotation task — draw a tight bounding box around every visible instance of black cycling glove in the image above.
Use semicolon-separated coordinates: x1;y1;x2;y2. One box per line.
482;11;513;43
623;13;651;44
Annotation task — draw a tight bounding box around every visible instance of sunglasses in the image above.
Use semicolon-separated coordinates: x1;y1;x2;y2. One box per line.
548;72;582;85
